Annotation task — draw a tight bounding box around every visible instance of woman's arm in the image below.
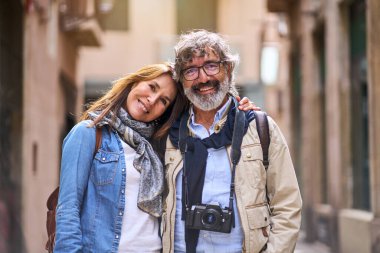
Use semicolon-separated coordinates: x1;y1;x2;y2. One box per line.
236;96;261;111
54;121;96;253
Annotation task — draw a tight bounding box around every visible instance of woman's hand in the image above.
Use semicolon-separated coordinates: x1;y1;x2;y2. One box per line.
236;96;261;111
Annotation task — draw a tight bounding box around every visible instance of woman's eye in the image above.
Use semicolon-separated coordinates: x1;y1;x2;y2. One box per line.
149;84;156;91
160;98;167;106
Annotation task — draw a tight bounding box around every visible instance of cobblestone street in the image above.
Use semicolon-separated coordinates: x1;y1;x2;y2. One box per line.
295;232;331;253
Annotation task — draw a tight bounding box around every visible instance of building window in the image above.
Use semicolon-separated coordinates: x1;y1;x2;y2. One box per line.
290;40;302;185
314;24;328;205
176;0;217;34
260;45;280;86
349;0;369;211
98;0;129;31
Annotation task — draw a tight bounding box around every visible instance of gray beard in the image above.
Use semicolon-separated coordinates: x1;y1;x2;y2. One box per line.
184;78;230;111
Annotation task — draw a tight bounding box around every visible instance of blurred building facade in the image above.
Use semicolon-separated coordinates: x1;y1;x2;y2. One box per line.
267;0;380;252
1;0;284;252
78;0;276;115
78;0;294;161
7;0;380;252
0;0;103;252
0;1;23;252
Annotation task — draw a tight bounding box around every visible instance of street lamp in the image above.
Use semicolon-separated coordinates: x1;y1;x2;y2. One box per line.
260;45;280;86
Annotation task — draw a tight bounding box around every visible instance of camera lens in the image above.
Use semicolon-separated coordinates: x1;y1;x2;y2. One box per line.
202;212;217;225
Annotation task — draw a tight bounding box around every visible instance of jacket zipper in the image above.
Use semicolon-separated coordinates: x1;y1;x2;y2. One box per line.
168;160;182;253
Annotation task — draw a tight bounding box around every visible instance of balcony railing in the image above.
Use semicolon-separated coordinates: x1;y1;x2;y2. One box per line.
58;0;111;47
267;0;291;12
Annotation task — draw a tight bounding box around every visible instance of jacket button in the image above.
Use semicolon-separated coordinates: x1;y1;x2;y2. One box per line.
246;153;252;158
102;157;106;161
170;157;174;162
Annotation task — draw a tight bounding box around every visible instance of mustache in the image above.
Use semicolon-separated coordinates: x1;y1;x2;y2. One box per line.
191;80;220;91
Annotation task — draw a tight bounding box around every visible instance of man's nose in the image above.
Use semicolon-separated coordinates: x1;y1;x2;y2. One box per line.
197;67;210;83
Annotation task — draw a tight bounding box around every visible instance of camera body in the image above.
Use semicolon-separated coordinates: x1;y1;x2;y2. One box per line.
185;203;233;233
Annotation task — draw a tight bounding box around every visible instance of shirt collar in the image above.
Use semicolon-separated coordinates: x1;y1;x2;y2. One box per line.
189;96;232;133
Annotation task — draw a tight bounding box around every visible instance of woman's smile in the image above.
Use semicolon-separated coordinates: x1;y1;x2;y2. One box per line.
126;73;177;122
137;99;150;113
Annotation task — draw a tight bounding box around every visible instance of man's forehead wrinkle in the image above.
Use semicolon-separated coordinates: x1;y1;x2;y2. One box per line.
192;47;216;56
191;48;206;58
179;46;220;70
188;48;218;63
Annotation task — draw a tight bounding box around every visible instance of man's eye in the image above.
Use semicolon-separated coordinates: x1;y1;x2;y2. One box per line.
184;68;198;76
205;63;218;70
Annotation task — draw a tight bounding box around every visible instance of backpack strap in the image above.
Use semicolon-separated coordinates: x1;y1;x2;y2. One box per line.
254;111;272;242
254;111;270;170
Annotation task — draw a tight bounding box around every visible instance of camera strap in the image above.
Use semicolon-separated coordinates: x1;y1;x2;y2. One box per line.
178;100;246;215
229;107;245;211
228;107;245;228
179;109;191;211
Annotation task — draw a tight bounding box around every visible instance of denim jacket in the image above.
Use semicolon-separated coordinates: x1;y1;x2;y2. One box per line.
54;120;127;253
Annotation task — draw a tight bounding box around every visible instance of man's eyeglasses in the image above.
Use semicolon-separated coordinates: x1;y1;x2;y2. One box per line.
181;61;224;81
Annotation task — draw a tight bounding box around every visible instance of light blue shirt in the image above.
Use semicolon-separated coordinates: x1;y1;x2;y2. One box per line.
174;98;244;253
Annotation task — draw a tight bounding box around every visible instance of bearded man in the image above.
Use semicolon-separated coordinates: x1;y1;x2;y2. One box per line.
162;30;302;253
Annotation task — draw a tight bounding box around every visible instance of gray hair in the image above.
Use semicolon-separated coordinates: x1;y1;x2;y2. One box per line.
174;30;239;95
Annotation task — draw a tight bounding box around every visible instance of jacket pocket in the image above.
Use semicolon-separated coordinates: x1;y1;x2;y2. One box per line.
91;150;119;185
165;150;179;167
246;204;271;252
164;149;182;186
241;145;266;189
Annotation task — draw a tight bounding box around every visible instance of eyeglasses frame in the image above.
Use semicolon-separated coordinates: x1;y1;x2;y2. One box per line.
181;61;226;81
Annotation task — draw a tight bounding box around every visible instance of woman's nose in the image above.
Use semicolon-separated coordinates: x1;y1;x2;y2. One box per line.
147;94;159;104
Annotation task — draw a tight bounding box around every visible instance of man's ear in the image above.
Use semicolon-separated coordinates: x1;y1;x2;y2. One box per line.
225;62;233;81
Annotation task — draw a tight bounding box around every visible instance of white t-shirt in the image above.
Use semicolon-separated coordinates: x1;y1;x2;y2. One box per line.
118;141;161;253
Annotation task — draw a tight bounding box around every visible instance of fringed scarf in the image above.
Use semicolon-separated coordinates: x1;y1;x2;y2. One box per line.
89;108;163;217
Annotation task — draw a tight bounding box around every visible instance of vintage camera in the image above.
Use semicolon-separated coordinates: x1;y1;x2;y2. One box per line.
185;203;233;233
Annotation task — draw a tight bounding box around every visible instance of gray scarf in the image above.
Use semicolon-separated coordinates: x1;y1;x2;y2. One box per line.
89;108;163;217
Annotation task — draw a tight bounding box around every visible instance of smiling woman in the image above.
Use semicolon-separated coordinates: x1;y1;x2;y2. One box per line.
126;73;177;123
53;63;187;253
82;62;186;138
